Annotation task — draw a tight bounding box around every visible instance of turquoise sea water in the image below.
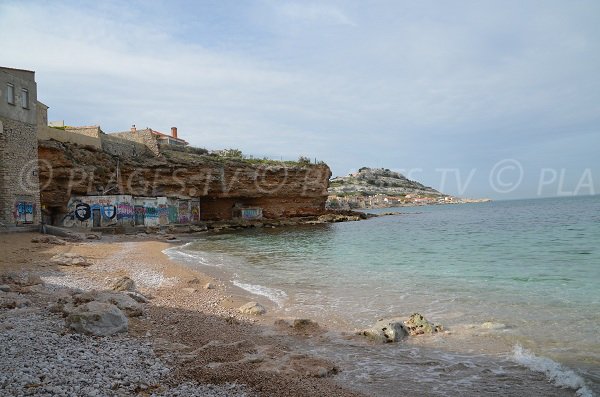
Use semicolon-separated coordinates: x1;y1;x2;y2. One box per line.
166;196;600;396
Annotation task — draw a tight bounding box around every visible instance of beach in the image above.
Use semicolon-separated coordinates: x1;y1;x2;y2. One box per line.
1;195;597;397
0;232;361;397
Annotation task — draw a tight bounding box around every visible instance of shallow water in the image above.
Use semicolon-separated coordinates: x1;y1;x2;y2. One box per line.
166;196;600;396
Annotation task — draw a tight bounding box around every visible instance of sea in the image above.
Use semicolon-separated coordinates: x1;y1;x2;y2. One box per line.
165;195;600;396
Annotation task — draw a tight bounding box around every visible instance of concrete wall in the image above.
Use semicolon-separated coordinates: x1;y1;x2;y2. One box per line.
0;68;37;125
62;195;135;228
61;195;199;228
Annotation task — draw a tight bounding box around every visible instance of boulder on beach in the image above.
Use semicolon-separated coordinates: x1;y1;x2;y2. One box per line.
51;253;91;267
66;301;128;336
359;317;408;343
74;291;143;317
404;313;443;336
239;301;266;315
111;276;135;292
0;272;43;287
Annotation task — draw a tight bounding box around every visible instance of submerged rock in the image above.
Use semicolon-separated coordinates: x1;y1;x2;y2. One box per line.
66;301;128;336
239;301;266;315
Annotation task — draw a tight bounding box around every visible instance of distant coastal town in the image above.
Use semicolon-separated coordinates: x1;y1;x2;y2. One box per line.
326;167;491;210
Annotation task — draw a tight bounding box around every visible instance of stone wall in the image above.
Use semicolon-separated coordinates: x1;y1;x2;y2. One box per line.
101;134;153;158
110;130;160;156
0;116;41;226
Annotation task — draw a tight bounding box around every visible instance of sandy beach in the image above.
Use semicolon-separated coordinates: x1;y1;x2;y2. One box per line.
0;232;363;397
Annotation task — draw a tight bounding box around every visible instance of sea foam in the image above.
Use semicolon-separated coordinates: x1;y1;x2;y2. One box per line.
511;344;594;397
232;279;287;308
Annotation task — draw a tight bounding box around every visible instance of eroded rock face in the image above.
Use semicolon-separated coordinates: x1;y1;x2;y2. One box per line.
38;140;331;222
66;301;128;336
239;302;266;315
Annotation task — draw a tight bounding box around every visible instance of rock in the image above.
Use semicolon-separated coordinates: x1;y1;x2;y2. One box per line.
360;317;408;343
164;234;177;240
145;226;160;234
190;225;208;232
0;285;10;292
74;291;143;317
182;287;197;293
0;272;43;287
0;295;31;309
85;233;101;240
66;301;128;336
50;253;91;267
31;235;67;245
125;291;149;303
238;301;266;315
111;276;135;292
187;278;201;284
204;282;215;290
293;318;319;330
403;313;443;336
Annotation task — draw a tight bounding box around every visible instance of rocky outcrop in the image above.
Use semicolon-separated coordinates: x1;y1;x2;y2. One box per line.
359;313;443;343
38;140;331;222
330;167;442;197
359;317;408;343
404;312;443;335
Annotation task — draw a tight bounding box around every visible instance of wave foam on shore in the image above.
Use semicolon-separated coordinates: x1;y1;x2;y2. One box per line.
511;344;593;397
232;279;287;308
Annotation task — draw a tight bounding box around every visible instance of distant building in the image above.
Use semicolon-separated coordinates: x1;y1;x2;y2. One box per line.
0;66;41;227
110;125;188;156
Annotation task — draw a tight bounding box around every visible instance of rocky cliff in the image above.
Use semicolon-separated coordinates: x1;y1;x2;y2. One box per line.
38;140;331;221
329;167;442;197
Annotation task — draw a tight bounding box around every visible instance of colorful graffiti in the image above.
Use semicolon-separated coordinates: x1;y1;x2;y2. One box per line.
62;195;199;228
191;201;200;223
117;203;134;220
178;201;190;224
158;204;168;225
14;201;34;224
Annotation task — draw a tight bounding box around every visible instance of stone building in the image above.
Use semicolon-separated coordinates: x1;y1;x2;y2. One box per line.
110;126;188;156
0;67;41;227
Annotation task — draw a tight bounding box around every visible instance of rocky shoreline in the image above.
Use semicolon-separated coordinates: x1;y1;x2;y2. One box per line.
0;232;366;396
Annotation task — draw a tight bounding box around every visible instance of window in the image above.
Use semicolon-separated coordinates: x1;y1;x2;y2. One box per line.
6;83;15;104
21;88;29;109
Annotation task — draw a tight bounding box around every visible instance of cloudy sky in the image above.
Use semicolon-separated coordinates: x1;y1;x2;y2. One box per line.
2;0;599;199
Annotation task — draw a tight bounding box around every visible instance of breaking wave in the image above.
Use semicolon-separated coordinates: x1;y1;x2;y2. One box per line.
232;279;287;308
512;344;593;397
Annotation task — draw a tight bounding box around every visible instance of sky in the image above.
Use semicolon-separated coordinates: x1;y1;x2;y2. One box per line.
1;0;599;199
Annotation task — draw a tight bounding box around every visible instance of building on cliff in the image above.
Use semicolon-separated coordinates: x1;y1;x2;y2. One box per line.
0;67;42;228
110;125;188;156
